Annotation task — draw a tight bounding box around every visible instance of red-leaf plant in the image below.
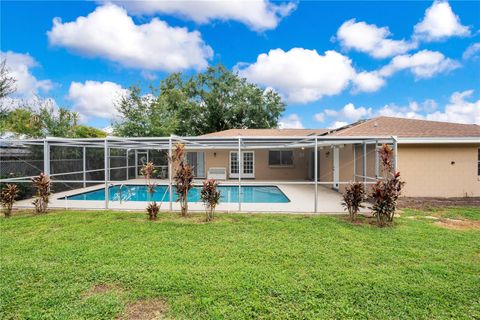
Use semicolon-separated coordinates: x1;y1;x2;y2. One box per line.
171;143;194;217
370;144;405;227
200;179;221;222
31;173;51;214
1;184;19;217
146;202;159;220
342;182;366;222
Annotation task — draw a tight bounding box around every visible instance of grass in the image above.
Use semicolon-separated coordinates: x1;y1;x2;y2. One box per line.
0;208;479;319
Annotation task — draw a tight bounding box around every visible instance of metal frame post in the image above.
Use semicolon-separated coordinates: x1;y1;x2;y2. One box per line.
134;150;138;179
374;140;379;178
353;144;356;182
314;137;318;213
168;136;173;211
104;138;109;209
43;139;50;175
82;146;86;188
238;137;242;212
126;149;129;181
363;142;367;185
393;137;398;173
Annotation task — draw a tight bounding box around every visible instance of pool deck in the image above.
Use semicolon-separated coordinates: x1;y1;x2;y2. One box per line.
14;179;347;214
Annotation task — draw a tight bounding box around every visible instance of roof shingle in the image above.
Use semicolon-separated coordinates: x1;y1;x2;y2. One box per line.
201;128;328;137
328;116;480;138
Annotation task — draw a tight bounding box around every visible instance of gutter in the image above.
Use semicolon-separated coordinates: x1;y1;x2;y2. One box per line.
397;137;480;144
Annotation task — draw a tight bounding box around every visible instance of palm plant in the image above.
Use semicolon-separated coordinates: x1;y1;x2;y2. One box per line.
171;143;194;217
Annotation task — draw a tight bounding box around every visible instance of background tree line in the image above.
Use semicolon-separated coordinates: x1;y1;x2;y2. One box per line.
113;65;285;137
1;60;285;138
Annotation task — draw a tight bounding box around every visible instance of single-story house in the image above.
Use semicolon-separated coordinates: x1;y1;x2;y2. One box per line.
188;116;480;198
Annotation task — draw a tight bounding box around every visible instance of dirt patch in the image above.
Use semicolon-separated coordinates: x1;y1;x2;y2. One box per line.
434;218;480;230
118;299;168;320
398;197;480;210
83;283;123;298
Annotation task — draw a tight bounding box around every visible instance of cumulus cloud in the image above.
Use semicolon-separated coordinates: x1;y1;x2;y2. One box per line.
47;4;213;72
378;50;460;79
319;90;478;127
426;90;480;124
352;71;386;93
237;48;356;104
67;80;129;120
278;113;304;129
0;51;53;98
106;0;296;32
315;103;373;128
336;19;416;58
463;43;480;60
413;0;471;41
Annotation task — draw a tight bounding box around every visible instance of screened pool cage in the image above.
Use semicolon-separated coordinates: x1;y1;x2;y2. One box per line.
0;135;397;213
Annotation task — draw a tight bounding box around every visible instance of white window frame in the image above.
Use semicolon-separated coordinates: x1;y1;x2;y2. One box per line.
268;150;294;167
229;151;255;178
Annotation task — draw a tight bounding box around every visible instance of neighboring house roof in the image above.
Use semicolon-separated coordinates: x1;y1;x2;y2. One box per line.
327;116;480;138
201;128;329;137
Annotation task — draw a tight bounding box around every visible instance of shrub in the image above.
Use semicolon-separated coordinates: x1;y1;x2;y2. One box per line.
1;184;19;217
200;179;221;222
31;173;51;214
146;202;159;220
171;143;194;217
141;161;157;197
342;182;365;222
370;144;405;227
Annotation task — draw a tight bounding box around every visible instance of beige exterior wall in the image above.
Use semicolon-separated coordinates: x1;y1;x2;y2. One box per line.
398;144;480;197
204;148;310;180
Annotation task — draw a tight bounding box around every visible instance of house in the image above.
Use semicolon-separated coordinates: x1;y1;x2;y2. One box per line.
192;116;480;198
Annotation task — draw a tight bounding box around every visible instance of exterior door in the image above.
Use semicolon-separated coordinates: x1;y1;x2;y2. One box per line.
230;151;255;178
333;147;339;190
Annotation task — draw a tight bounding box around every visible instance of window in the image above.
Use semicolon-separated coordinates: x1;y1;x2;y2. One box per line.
478;148;480;176
269;150;293;166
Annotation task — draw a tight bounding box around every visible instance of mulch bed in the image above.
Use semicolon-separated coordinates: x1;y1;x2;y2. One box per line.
398;197;480;210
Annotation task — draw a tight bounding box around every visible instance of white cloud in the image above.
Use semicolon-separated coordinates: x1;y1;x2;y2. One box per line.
67;80;129;120
413;0;470;41
352;71;386;93
427;90;480;124
463;42;480;60
237;48;356;104
315;103;373;128
47;4;213;72
0;51;53;98
278;113;304;129
336;19;415;58
378;50;460;79
331;121;348;129
107;0;296;32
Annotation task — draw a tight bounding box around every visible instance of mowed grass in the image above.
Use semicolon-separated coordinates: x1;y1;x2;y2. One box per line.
1;208;479;319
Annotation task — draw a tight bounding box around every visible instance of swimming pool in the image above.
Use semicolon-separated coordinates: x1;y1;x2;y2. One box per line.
61;185;290;203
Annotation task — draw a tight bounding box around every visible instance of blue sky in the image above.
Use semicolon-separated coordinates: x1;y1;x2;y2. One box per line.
1;0;479;130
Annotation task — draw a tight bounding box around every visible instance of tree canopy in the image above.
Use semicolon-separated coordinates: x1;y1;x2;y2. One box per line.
113;65;285;137
0;59;105;139
0;104;106;138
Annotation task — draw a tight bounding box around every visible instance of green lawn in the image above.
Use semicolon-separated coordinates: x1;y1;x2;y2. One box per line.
1;209;479;319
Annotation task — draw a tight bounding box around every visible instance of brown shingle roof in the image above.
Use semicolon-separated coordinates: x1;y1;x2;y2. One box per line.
201;128;328;137
328;116;480;138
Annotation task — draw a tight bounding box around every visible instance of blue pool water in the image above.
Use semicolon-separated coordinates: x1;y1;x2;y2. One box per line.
62;185;290;203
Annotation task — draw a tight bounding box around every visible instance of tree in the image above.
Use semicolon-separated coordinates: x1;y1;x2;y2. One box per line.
113;86;178;137
0;104;105;138
113;64;285;137
0;59;16;100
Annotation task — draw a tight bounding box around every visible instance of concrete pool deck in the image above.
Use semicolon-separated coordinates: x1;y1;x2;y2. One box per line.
14;179;348;214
